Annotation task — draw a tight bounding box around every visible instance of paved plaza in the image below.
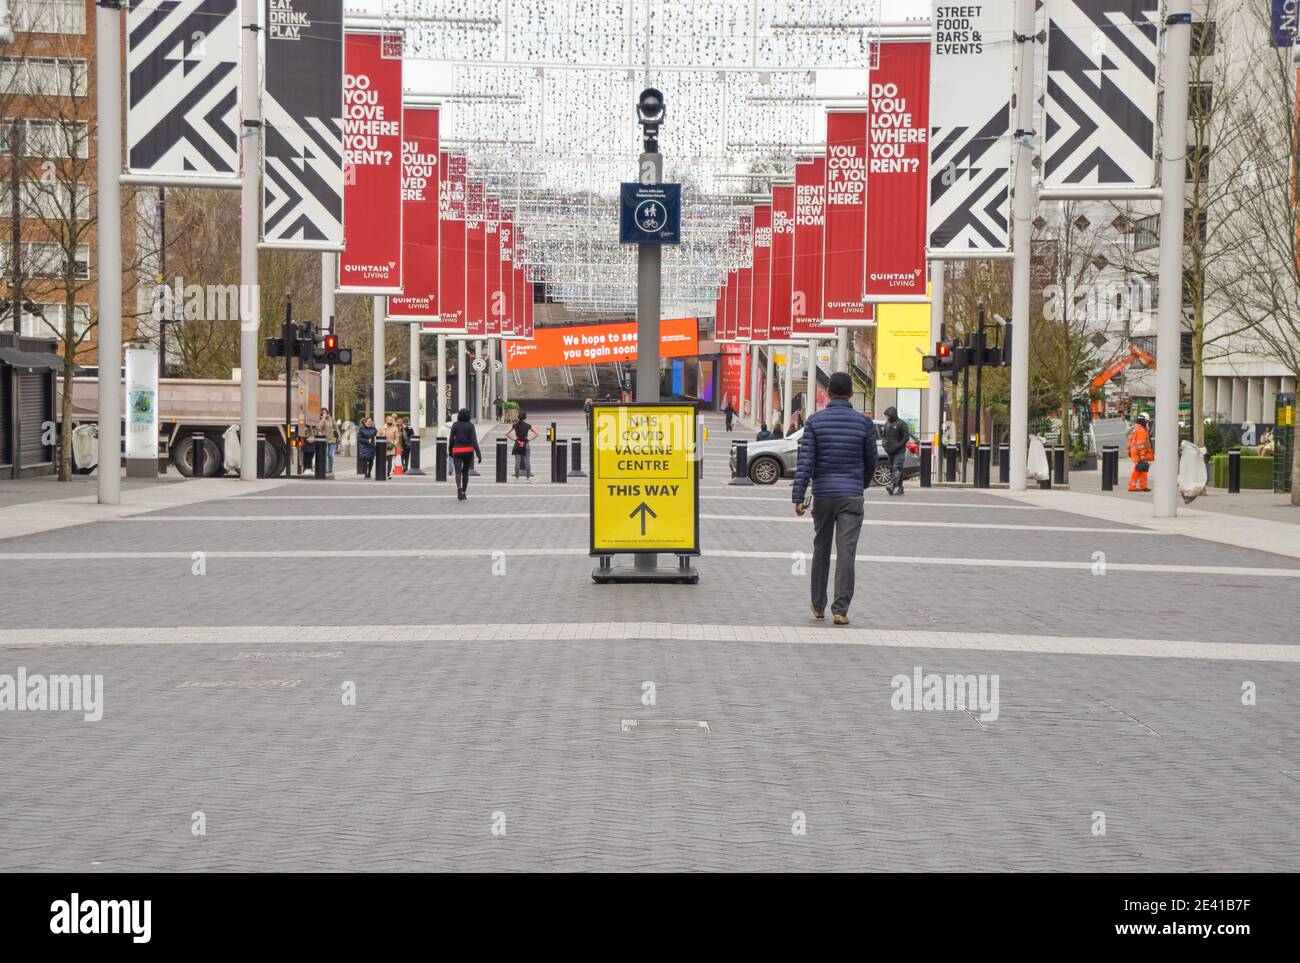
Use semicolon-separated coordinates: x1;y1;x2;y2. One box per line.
1;410;1298;872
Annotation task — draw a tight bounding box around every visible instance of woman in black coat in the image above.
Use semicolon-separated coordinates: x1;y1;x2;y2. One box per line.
446;408;482;500
356;417;378;478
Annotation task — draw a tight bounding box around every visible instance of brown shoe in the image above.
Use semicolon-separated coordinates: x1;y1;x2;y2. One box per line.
811;606;825;621
833;614;849;626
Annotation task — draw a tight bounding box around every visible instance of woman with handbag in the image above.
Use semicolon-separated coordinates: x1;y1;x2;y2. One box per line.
447;408;482;500
505;410;539;481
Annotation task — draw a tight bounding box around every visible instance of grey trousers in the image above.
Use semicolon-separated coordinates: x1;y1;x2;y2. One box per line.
810;494;865;616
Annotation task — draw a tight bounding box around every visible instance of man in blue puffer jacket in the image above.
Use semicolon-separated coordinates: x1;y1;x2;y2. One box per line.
791;372;877;625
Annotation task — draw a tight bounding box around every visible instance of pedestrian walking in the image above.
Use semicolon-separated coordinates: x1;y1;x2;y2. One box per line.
791;371;878;625
318;408;339;476
756;422;772;441
383;415;402;476
1128;412;1153;492
881;406;911;496
506;409;539;480
494;397;504;421
724;401;735;432
397;417;415;472
583;397;594;432
356;417;378;478
447;408;482;500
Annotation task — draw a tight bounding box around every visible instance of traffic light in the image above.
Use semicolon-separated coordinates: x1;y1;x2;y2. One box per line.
314;333;353;367
921;339;964;379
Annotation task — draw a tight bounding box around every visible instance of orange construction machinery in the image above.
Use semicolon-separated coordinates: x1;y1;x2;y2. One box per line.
1088;344;1156;419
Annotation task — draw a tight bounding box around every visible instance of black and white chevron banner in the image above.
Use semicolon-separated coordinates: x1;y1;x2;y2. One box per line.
261;0;345;249
928;3;1013;252
125;0;240;184
1043;0;1160;189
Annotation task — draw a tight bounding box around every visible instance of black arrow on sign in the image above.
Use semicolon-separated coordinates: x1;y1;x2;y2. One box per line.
629;501;658;535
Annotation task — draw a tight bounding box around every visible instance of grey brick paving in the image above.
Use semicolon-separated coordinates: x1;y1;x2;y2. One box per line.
1;411;1298;870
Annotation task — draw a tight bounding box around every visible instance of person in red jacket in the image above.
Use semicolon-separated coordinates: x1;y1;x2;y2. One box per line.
1128;412;1153;492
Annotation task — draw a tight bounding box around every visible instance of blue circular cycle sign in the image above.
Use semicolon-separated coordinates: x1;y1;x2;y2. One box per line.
635;199;666;232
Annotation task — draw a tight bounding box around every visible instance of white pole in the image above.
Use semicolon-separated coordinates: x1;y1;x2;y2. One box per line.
1007;0;1035;493
409;322;420;429
456;338;466;413
927;261;944;446
780;343;790;423
750;345;761;426
95;2;123;503
1154;1;1191;518
806;338;818;415
474;338;483;419
237;0;260;481
496;337;506;402
372;296;385;423
321;253;336;415
738;343;749;422
436;333;446;429
765;347;775;425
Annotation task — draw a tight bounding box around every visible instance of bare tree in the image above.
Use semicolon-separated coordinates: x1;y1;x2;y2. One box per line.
1214;4;1300;503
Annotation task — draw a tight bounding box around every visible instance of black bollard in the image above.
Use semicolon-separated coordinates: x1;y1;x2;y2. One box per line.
979;445;993;488
191;433;205;478
435;437;448;482
496;438;508;482
1228;447;1241;494
314;438;327;480
406;436;425;475
919;442;932;488
998;445;1010;484
256;436;267;479
1101;446;1117;492
555;439;568;484
729;440;753;486
375;439;388;480
570;438;586;477
1052;445;1067;486
944;444;957;482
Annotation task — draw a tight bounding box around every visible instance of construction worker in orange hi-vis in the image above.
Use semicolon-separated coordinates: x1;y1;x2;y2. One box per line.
1128;412;1154;492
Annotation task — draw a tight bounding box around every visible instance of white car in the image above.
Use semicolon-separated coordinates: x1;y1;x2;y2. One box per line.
730;424;919;486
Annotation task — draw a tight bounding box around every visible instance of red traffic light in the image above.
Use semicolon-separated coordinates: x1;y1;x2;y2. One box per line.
936;342;951;358
324;335;337;350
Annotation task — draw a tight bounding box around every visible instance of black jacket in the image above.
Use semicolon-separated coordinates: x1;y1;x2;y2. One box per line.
447;420;481;460
791;399;878;502
356;425;378;459
881;417;911;457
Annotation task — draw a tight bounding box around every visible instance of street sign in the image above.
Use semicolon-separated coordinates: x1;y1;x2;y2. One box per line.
619;183;682;244
590;402;699;554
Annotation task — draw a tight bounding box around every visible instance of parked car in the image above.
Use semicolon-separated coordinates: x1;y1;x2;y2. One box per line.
730;422;919;486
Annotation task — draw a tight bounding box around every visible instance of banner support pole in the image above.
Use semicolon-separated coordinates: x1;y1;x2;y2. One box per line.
95;0;123;503
806;339;818;415
1154;1;1192;518
928;261;944;449
237;3;261;481
373;296;386;424
1008;0;1036;493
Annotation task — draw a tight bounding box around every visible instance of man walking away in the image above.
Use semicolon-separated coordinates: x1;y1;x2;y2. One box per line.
881;406;910;496
791;372;878;625
724;401;735;432
1128;411;1153;492
447;408;482;500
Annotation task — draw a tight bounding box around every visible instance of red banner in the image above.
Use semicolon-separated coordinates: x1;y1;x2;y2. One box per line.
716;278;730;341
736;266;753;340
499;211;516;336
822;111;871;323
431;152;466;333
866;42;929;299
523;280;534;339
770;184;794;341
464;179;486;337
387;105;438;319
726;270;738;340
485;196;502;336
750;204;773;341
340;32;403;293
793;155;835;337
